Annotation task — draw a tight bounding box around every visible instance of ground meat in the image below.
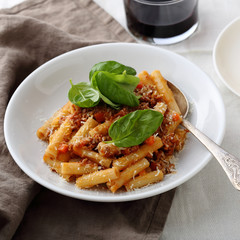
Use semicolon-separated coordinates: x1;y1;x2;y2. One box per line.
149;150;174;174
120;145;140;156
135;84;163;107
161;133;180;156
97;142;121;158
112;107;130;119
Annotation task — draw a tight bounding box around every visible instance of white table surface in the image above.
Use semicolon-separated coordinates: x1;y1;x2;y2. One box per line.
1;0;240;239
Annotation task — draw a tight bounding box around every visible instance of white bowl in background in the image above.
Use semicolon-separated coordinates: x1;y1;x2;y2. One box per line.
213;17;240;97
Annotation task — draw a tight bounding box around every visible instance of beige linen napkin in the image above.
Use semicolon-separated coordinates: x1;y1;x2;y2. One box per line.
0;0;175;239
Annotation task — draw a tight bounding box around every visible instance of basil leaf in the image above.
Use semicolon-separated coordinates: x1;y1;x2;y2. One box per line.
91;74;120;109
68;80;100;108
98;93;121;109
92;71;139;107
89;61;136;80
109;70;140;92
108;109;163;147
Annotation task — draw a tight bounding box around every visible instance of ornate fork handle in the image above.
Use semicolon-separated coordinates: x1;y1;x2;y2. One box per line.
182;119;240;190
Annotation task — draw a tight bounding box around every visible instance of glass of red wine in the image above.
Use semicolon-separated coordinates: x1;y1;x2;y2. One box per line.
124;0;199;45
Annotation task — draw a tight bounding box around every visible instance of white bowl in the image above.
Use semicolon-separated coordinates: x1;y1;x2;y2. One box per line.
4;43;225;202
213;17;240;97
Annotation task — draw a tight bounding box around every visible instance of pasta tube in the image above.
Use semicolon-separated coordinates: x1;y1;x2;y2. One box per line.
125;169;163;191
73;147;112;168
76;167;119;189
113;137;163;170
108;158;149;193
61;162;98;175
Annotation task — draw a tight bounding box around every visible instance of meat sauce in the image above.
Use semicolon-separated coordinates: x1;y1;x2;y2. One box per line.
56;83;186;175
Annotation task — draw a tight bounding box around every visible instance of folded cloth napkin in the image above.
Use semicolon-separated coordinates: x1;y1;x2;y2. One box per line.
0;0;175;239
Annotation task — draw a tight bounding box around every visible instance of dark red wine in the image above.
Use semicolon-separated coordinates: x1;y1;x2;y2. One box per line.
124;0;198;39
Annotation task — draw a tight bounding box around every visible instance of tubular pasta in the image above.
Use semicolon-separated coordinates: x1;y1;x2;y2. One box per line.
174;128;188;151
43;116;73;162
36;109;61;141
61;161;98;175
150;70;181;114
125;169;164;191
76;167;119;189
36;101;73;141
69;117;98;146
113;137;163;171
154;102;168;115
89;120;112;137
165;109;182;134
50;101;73;129
138;70;154;85
73;147;112;168
44;158;72;182
108;158;149;193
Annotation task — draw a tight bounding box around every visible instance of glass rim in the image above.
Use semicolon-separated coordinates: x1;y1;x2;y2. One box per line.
130;0;185;6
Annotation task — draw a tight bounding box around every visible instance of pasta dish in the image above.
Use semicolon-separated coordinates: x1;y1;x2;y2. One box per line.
36;61;187;193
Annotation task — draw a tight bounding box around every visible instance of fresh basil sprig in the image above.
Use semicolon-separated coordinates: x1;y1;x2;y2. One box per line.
108;109;163;147
68;80;100;108
89;60;136;80
91;71;140;108
68;61;140;109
